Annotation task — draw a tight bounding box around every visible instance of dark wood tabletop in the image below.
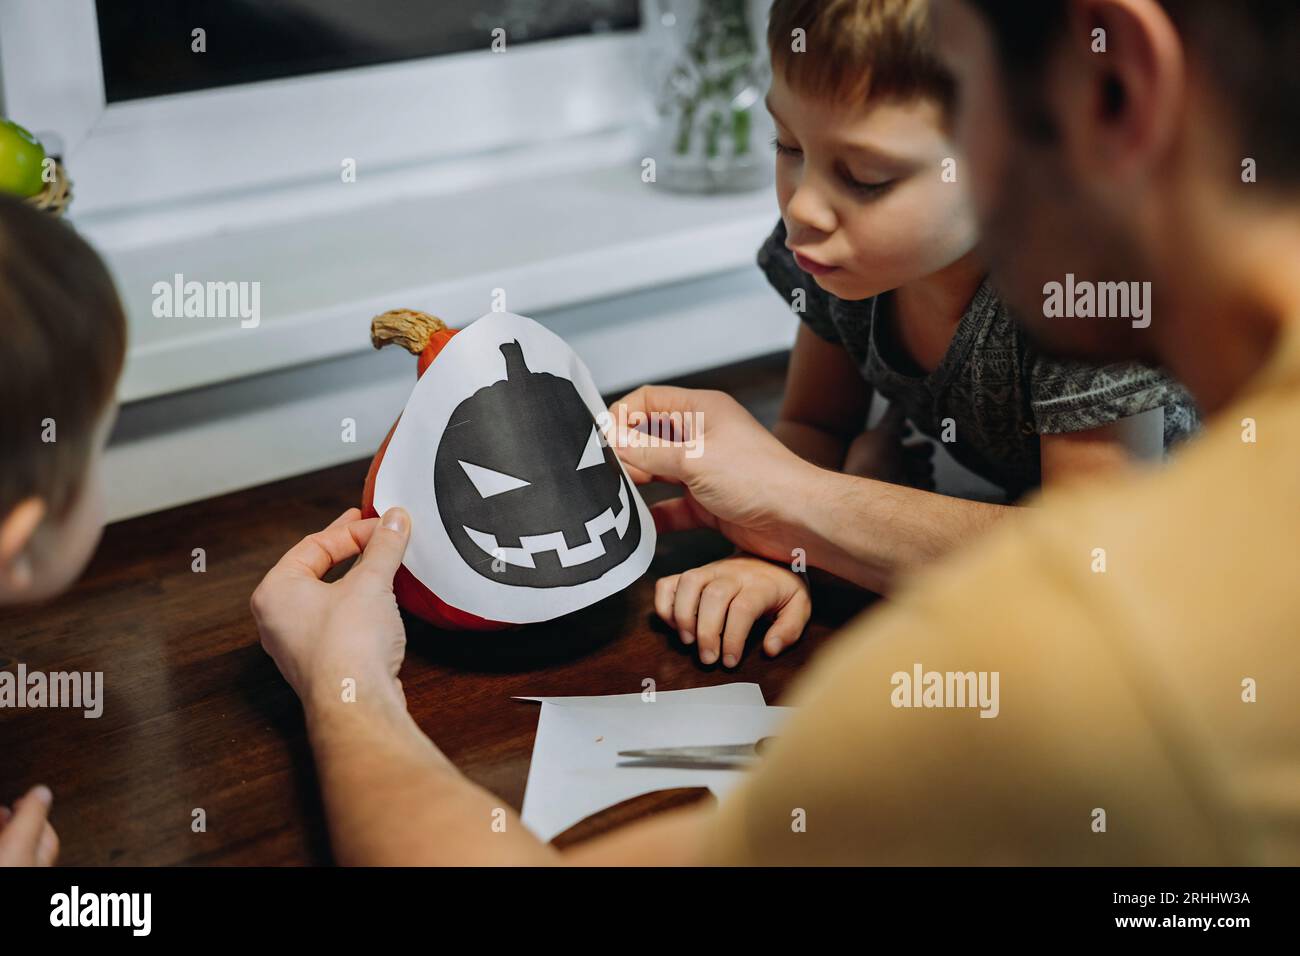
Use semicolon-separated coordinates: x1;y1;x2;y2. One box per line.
0;354;873;865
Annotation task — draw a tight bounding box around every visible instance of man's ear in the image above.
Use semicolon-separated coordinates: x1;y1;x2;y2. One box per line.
1064;0;1186;182
0;497;47;592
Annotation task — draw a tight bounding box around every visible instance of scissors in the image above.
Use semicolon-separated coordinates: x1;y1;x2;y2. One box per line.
617;736;779;765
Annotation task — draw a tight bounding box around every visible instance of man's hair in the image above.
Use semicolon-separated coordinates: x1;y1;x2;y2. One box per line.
767;0;954;107
0;195;127;518
963;0;1300;185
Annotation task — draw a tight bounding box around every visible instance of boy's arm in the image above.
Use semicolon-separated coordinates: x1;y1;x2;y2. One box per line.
1039;422;1143;486
772;325;872;470
1028;356;1190;483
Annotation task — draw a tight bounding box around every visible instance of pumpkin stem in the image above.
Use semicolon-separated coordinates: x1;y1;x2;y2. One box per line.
370;309;448;355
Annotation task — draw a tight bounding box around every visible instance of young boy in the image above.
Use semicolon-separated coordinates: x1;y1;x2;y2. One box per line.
0;195;127;864
655;0;1198;667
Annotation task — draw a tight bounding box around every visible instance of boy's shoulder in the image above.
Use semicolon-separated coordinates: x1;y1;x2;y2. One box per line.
755;216;1198;450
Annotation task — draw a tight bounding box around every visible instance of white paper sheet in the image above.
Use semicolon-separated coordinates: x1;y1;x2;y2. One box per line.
374;312;656;623
521;700;794;842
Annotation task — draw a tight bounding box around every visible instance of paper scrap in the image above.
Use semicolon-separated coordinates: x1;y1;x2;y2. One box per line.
521;700;793;842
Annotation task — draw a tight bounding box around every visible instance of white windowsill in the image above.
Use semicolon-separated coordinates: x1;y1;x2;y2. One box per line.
86;151;786;404
92;151;797;521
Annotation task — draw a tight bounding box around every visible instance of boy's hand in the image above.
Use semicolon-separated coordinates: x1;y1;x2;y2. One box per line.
655;555;811;667
251;507;411;714
0;785;59;866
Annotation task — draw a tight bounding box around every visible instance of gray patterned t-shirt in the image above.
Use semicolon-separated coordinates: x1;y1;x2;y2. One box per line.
758;220;1199;499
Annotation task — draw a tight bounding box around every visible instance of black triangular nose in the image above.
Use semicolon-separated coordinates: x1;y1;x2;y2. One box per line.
500;339;530;381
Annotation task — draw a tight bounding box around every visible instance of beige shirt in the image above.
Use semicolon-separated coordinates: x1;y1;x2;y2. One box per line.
704;325;1300;865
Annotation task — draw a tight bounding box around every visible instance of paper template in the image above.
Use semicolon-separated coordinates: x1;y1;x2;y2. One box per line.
374;312;656;623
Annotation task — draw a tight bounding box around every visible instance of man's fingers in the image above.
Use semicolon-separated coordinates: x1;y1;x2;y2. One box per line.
350;508;412;587
650;495;714;534
326;507;363;530
612;437;688;485
268;516;379;583
0;786;52;866
608;384;707;422
606;384;716;482
619;461;657;486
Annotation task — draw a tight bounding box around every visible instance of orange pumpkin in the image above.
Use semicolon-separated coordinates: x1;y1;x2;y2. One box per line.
362;309;509;631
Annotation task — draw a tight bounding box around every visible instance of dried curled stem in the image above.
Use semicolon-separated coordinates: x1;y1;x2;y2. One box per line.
25;159;73;218
369;309;448;355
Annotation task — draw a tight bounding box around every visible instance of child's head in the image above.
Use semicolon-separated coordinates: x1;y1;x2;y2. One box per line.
765;0;977;300
0;196;126;604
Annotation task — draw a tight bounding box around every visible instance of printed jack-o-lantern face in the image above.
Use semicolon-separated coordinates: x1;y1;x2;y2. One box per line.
433;340;642;588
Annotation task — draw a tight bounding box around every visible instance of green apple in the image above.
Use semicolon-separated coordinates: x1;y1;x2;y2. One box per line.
0;119;48;198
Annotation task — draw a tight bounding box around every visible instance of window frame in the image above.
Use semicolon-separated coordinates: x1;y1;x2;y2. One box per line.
0;0;646;218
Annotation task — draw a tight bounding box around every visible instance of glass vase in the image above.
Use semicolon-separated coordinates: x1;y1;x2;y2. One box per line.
642;0;773;194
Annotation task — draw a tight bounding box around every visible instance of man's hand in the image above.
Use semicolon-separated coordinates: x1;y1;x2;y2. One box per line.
607;386;823;565
251;507;411;713
249;505;715;866
0;785;58;866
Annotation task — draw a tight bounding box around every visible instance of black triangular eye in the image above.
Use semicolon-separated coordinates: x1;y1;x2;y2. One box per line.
576;425;604;470
458;460;530;497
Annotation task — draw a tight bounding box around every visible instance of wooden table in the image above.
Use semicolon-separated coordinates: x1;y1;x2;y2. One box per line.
0;356;872;865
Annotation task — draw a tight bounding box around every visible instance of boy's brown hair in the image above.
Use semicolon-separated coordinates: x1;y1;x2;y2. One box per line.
766;0;953;107
0;195;127;518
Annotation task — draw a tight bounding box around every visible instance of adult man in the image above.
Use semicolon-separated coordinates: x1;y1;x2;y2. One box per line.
252;0;1299;864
